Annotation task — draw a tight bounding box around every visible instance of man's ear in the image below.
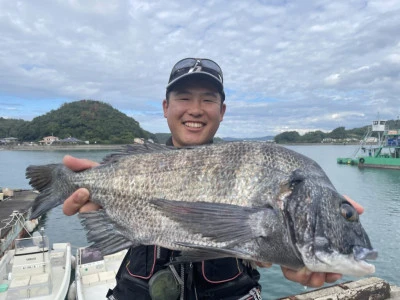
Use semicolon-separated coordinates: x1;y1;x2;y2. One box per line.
162;99;168;118
220;103;226;121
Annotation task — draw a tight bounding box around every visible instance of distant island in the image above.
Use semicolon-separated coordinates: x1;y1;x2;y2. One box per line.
1;100;399;145
0;100;156;145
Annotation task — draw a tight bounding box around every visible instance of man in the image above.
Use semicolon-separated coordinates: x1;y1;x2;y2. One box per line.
63;58;364;299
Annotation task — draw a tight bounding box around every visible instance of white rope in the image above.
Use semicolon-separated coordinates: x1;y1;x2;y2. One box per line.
0;211;33;237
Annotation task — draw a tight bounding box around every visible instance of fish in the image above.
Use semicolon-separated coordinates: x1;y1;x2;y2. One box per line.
26;141;377;276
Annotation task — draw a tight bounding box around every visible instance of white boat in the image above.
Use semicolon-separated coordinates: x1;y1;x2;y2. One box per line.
72;247;127;300
0;234;71;300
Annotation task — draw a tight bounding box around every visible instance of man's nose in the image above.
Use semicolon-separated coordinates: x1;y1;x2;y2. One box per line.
187;99;203;116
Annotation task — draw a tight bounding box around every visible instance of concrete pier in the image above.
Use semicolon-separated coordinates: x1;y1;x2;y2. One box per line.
280;277;400;300
0;189;38;256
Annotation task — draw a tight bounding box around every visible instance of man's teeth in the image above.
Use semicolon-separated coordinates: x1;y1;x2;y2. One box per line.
185;122;203;128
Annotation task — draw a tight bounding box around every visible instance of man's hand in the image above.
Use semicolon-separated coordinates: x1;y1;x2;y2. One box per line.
62;155;101;215
281;195;364;287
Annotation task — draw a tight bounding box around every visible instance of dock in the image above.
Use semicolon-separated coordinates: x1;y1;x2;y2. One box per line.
0;189;38;256
280;277;400;300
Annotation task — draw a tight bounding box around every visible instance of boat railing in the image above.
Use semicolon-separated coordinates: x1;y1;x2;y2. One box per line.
352;126;372;158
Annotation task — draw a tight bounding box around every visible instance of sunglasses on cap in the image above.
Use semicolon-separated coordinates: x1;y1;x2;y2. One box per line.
167;58;224;96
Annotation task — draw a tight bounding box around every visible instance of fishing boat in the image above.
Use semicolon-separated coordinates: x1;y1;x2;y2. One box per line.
337;119;400;169
0;233;71;300
69;247;127;300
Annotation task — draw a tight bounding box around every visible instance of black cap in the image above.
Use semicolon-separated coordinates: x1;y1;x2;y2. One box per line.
166;58;225;101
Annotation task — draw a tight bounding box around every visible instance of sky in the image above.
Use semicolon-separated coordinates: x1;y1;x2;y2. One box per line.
1;0;400;138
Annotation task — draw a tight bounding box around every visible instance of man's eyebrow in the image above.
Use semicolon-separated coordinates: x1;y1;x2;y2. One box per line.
174;89;192;95
201;91;218;98
173;90;218;98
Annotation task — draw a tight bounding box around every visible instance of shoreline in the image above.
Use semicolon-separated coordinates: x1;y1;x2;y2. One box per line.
1;142;360;151
2;144;125;151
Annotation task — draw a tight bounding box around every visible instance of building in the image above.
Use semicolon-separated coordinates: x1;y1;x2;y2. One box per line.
0;137;18;145
39;136;59;145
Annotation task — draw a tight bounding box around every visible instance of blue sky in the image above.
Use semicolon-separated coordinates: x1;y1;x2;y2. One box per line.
1;0;400;138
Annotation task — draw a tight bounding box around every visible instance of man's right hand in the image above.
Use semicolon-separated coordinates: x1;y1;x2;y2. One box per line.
62;155;102;215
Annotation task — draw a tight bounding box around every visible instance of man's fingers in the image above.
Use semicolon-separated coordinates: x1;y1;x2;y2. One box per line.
282;267;315;287
281;267;342;288
325;273;343;283
79;202;102;213
343;195;364;215
62;156;100;216
63;155;99;171
256;262;273;268
63;188;91;216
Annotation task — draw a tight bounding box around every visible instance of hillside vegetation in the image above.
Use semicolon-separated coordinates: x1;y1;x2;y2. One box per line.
1;100;156;144
274;119;400;144
0;118;28;138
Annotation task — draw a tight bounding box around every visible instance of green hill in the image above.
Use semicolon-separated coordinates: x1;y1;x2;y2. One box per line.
0;118;29;138
15;100;157;144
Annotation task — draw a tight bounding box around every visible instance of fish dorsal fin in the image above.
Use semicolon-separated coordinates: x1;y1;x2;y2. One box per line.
79;210;136;255
101;142;176;164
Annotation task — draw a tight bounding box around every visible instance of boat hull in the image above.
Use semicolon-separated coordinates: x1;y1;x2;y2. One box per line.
73;247;127;300
357;156;400;169
0;237;71;300
338;156;400;169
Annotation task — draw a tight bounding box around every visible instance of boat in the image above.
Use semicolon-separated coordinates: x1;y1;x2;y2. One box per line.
0;233;71;299
69;247;127;300
337;119;400;169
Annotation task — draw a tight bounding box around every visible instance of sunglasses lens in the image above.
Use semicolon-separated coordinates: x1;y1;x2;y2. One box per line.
171;58;197;73
200;59;223;77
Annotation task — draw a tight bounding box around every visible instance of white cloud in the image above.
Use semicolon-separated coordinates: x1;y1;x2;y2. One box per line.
1;0;400;137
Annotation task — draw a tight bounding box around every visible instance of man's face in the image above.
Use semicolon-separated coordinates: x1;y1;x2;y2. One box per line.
163;78;226;147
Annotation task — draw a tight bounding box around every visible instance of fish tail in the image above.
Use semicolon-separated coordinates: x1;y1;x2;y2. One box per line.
26;164;74;219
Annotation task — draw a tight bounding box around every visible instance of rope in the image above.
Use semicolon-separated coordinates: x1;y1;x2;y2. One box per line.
0;211;34;238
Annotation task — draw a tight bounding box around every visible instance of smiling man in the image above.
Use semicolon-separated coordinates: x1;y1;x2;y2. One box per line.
63;58;362;299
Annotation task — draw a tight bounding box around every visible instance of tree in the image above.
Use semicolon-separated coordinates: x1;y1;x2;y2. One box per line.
328;127;347;139
274;131;301;143
301;130;326;143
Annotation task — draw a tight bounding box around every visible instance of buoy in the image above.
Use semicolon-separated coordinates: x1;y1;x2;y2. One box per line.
70;255;76;270
24;219;39;232
67;281;77;300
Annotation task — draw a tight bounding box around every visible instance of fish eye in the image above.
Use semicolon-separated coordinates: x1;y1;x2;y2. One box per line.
289;170;305;190
289;178;303;190
340;203;358;222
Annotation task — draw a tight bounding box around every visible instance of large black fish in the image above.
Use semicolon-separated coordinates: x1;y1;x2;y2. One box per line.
26;142;377;276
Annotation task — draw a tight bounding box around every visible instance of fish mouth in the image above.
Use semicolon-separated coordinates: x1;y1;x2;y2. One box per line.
353;246;378;261
300;243;377;276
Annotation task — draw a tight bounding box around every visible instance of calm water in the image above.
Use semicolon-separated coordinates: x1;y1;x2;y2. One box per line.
0;145;399;299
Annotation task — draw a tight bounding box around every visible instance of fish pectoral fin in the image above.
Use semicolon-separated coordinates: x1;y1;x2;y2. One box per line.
151;199;273;244
79;210;136;256
173;242;251;262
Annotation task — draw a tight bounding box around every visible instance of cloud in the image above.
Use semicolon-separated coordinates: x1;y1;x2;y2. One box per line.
1;0;400;137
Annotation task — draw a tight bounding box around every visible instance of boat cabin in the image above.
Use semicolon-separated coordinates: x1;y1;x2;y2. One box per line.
372;120;386;132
